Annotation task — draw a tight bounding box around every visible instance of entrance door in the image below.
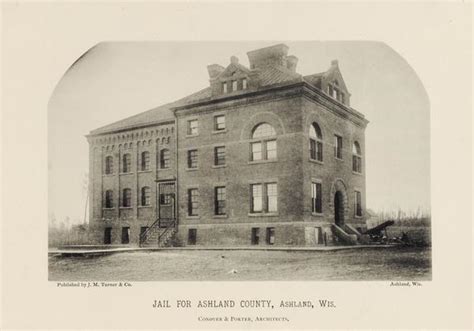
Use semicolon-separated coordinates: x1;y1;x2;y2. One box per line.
104;227;112;244
158;182;175;228
334;191;344;226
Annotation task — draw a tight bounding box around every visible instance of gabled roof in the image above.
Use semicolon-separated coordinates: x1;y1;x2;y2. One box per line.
89;87;211;135
258;65;302;86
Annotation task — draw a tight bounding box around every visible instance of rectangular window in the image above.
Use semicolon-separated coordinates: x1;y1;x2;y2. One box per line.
214;115;226;131
353;155;362;173
355;191;362;217
311;182;322;214
104;227;112;244
242;78;247;89
266;227;275;245
160;193;172;205
266;183;278;213
141;152;150;171
121;227;130;244
122;189;132;207
251;184;263;213
214;146;226;166
188;189;199;216
222;82;228;93
215;187;226;215
187;149;198;169
187;119;198;135
251;142;262;161
232;80;238;91
188;229;197;245
334;135;343;159
251;228;260;245
266;140;277;160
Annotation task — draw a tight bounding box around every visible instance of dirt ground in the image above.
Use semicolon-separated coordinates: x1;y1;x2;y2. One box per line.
49;246;431;281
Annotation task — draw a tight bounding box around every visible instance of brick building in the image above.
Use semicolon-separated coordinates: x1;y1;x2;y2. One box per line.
86;44;369;247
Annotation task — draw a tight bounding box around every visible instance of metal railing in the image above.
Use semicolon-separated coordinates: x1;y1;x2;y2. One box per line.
139;217;177;247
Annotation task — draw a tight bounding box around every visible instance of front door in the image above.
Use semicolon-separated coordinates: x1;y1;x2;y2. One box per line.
334;191;344;226
158;182;175;228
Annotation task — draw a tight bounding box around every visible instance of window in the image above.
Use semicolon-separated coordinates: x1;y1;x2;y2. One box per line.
311;182;322;214
121;227;130;244
188;189;199;216
141;151;150;171
242;78;248;90
160;193;173;205
352;141;362;173
334;135;343;159
214;146;226;166
122;188;132;207
187;150;198;169
188;229;197;245
251;123;277;161
105;156;113;175
266;227;275;245
232;80;238;91
105;190;114;208
309;123;323;162
141;186;151;206
160;149;170;169
187;119;198;135
104;227;112;244
215;187;226;215
222;82;228;93
251;228;260;245
214;115;226;131
251;182;278;213
355;191;362;217
251;184;263;213
122;153;131;173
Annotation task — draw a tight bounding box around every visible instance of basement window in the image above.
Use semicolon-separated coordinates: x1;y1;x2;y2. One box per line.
251;228;260;245
266;227;275;245
188;229;197;245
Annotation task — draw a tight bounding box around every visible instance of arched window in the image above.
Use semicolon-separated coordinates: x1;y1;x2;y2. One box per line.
250;123;277;161
141;151;150;171
122;188;132;207
105;190;114;208
122;153;131;173
160;149;170;169
309;123;323;162
104;156;114;175
352;141;362;173
141;187;151;206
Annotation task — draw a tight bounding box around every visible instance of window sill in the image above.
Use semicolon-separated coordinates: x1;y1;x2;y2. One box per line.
212;129;227;135
158;167;170;171
248;213;279;217
186;168;199;171
213;215;228;219
309;159;324;165
248;159;278;165
138;170;152;174
120;172;134;175
311;212;324;217
102;208;115;210
102;174;115;177
352;171;363;176
119;207;133;210
334;157;344;161
185;134;199;138
138;205;152;209
212;164;226;169
354;215;363;219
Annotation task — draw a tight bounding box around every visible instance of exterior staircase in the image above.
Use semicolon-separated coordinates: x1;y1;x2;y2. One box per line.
139;218;177;248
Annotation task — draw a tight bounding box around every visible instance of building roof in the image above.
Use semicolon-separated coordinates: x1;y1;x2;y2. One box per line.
89;87;211;135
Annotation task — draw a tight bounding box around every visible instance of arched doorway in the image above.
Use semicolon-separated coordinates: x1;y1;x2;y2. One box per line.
334;191;344;226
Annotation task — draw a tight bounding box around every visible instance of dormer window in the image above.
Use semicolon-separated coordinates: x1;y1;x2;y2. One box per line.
232;80;238;91
222;82;228;93
242;78;248;89
327;80;345;104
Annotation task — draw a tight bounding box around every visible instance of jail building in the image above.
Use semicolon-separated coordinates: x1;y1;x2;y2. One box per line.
86;44;369;247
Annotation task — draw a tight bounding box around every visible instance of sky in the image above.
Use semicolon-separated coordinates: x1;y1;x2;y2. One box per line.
48;41;430;223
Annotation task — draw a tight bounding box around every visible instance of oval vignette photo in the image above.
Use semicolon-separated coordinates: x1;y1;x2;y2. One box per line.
47;41;431;281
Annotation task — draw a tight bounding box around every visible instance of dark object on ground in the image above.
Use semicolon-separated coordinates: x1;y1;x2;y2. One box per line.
364;220;395;236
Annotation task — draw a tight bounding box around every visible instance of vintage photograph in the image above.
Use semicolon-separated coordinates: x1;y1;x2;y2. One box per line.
48;41;431;281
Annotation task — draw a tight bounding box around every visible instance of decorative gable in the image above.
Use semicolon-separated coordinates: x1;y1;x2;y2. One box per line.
321;60;351;106
208;56;250;96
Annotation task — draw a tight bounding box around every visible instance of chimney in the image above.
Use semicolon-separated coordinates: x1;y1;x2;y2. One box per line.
207;64;225;79
247;44;289;69
331;59;339;67
230;56;239;64
286;55;298;72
